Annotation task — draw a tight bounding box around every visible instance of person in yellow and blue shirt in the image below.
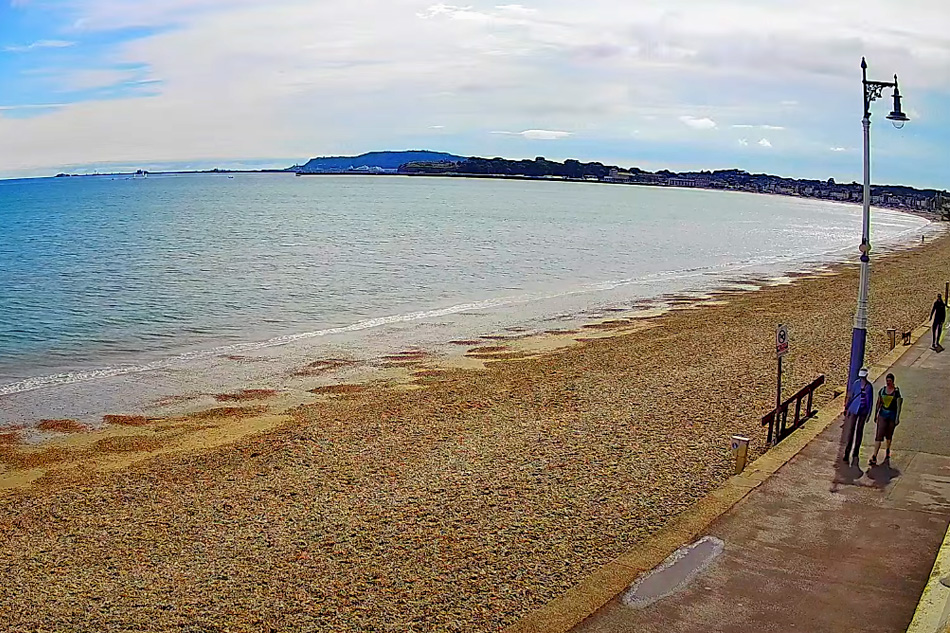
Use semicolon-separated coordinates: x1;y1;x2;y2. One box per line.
870;373;902;467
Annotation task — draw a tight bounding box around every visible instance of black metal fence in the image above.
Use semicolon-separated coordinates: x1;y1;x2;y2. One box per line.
761;375;825;445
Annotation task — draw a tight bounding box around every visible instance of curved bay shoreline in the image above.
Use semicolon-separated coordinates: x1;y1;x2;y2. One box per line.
1;233;950;631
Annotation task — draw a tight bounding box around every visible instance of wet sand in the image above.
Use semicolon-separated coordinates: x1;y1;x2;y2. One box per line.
1;234;949;632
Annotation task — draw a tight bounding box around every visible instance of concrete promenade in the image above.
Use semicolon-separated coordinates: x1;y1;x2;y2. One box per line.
571;333;950;633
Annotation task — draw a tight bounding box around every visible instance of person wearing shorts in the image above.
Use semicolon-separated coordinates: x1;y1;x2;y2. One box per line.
870;373;902;467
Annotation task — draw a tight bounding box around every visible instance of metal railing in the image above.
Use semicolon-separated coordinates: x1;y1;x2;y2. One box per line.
761;375;825;445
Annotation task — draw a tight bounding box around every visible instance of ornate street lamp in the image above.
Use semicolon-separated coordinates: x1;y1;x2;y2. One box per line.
847;58;909;392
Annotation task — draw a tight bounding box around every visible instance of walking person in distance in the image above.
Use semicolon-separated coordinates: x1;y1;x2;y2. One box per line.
931;293;946;351
870;373;902;467
843;367;874;467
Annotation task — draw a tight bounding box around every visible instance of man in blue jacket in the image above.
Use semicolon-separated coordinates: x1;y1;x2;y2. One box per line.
843;367;874;466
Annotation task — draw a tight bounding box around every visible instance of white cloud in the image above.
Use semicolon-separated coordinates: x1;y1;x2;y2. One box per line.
0;103;68;111
830;146;847;152
1;0;949;179
679;115;717;130
738;138;749;146
495;4;538;15
758;138;772;148
492;129;572;140
4;40;76;53
416;3;531;23
733;124;785;130
429;125;445;129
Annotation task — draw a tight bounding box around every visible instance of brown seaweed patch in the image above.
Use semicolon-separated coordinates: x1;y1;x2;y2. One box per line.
213;389;279;402
380;350;429;363
293;358;357;377
0;432;20;446
103;415;151;427
448;339;482;346
309;384;367;396
582;320;632;330
37;419;88;433
93;436;165;454
468;351;533;361
465;346;509;355
545;329;580;335
190;406;268;421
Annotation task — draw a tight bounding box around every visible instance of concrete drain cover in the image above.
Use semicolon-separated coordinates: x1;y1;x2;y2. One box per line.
622;536;725;609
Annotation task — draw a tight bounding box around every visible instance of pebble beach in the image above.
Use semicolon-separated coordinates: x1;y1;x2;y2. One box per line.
1;233;949;632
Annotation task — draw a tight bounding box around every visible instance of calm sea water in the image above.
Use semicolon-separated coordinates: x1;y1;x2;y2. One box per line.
0;173;931;405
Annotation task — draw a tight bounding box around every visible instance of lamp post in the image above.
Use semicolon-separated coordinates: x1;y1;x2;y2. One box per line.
847;57;909;392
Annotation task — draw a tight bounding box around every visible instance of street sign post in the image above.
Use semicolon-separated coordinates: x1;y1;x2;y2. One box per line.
770;324;789;445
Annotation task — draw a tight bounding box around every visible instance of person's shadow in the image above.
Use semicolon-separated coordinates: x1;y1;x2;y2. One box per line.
834;459;864;486
865;460;902;488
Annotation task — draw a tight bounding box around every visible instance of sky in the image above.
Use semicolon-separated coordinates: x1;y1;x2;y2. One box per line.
0;1;948;189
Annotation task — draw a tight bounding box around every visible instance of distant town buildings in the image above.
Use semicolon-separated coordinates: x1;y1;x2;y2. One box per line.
606;168;948;215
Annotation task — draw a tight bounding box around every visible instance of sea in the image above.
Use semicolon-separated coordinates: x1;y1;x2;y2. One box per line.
0;173;936;430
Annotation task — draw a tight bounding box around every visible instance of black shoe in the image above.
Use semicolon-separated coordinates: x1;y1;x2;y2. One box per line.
842;455;850;463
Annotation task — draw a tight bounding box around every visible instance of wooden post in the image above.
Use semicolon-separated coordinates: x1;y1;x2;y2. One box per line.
774;355;783;444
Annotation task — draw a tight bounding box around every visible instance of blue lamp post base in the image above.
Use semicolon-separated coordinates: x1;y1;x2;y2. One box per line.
847;326;867;398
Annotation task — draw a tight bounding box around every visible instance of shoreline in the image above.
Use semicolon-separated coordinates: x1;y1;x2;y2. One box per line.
3;234;950;630
0;207;938;434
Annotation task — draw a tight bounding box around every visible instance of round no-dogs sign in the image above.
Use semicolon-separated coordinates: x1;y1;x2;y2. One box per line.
776;324;789;358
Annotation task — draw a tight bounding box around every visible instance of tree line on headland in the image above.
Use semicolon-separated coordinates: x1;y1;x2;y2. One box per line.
289;150;948;214
399;156;616;180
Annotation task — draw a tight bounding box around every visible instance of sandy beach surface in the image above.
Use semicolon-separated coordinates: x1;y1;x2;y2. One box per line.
1;234;949;632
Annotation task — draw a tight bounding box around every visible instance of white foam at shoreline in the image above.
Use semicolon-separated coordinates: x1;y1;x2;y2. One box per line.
1;215;937;401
